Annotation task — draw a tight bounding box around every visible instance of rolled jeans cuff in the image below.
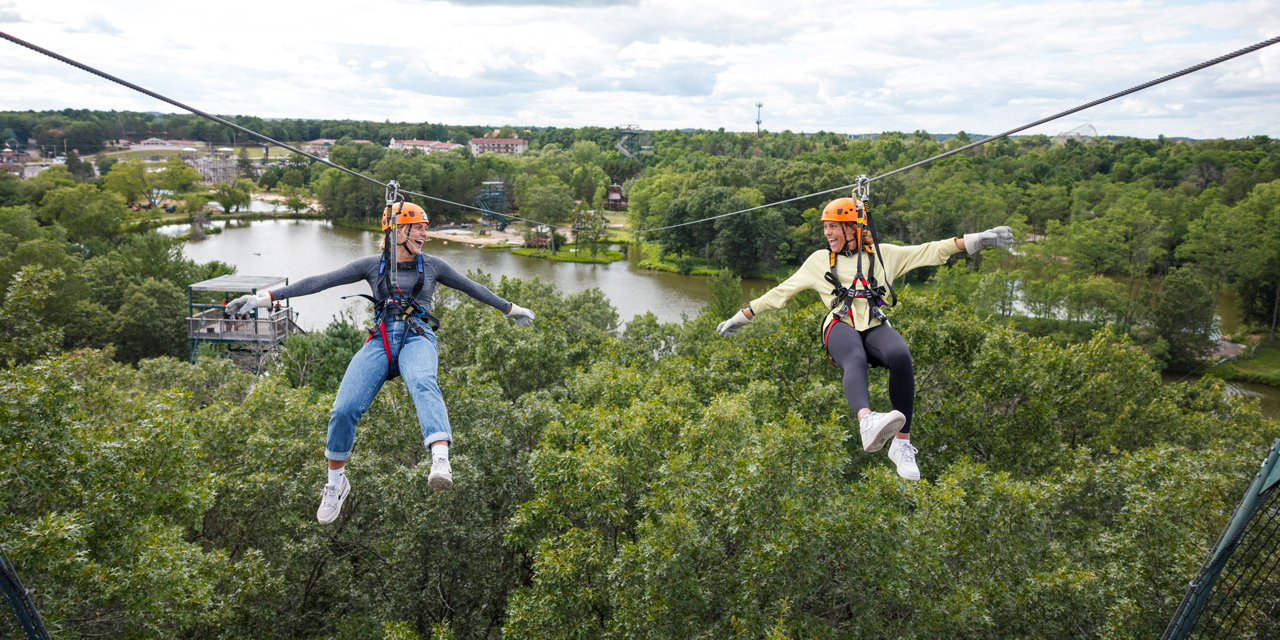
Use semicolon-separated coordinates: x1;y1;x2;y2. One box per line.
423;431;452;448
325;448;352;462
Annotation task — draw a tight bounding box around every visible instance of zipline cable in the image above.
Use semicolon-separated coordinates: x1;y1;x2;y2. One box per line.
4;30;1277;235
0;29;492;215
632;34;1280;235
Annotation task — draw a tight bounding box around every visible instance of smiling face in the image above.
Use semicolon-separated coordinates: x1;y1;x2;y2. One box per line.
823;220;857;252
397;222;429;259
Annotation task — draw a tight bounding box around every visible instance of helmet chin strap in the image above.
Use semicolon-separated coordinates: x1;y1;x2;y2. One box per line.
837;224;860;254
396;228;418;258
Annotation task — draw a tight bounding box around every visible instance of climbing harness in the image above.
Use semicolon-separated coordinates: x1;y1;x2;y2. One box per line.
821;176;898;365
341;181;442;379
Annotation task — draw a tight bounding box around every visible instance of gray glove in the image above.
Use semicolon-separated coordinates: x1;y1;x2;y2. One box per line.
963;226;1013;255
504;303;535;327
226;291;272;316
716;310;752;337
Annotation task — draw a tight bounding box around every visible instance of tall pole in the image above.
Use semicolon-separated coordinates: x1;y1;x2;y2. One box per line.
755;102;763;138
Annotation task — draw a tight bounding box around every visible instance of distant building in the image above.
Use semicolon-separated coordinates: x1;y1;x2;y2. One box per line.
469;138;528;155
0;147;28;176
305;138;375;157
139;137;168;146
388;138;464;154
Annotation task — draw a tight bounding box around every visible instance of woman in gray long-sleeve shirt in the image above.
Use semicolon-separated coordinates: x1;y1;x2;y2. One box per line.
226;203;535;523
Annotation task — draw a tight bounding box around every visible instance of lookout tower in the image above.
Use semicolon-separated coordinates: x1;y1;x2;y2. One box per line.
475;181;512;231
186;274;303;365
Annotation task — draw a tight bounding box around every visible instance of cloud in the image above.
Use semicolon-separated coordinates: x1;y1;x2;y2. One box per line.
579;61;725;96
0;1;22;23
394;58;570;98
69;13;122;35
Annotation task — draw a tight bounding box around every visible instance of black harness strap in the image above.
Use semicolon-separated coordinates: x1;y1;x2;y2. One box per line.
342;252;442;380
820;206;899;365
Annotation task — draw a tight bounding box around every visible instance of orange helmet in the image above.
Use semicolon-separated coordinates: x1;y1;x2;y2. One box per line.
382;202;429;231
820;197;867;225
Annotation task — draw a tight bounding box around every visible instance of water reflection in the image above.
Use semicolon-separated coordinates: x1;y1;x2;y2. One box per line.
177;219;766;331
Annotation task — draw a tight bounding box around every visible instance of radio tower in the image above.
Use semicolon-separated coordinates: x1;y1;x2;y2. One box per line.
755;102;763;138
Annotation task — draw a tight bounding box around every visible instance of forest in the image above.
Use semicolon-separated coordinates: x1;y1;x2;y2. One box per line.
1;108;1279;638
4;109;1279;372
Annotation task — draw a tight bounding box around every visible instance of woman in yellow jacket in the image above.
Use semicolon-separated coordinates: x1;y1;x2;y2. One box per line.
716;198;1011;480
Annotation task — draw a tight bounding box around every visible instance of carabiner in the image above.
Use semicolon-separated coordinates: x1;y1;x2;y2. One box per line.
385;180;405;207
853;174;870;203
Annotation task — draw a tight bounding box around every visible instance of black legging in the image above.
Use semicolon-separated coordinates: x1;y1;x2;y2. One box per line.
824;321;915;434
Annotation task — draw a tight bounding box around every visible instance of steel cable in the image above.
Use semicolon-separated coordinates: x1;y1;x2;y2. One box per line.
0;29;491;214
632;34;1280;236
4;30;1277;236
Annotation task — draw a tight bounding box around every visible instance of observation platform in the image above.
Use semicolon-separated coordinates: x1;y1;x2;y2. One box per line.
187;274;304;363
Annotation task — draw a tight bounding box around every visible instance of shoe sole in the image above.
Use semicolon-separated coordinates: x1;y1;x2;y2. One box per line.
862;411;905;452
428;473;453;492
316;481;351;524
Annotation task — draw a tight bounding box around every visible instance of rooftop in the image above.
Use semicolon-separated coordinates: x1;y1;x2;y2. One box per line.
189;274;288;293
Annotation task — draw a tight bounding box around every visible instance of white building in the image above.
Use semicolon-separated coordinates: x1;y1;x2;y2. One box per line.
389;138;464;154
469;138;528;155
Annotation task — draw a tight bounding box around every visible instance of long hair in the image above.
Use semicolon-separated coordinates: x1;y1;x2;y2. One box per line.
378;226;407;252
840;222;875;251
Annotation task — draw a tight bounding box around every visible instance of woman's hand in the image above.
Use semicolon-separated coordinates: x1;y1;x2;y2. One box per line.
716;310;753;337
504;303;535;327
961;226;1013;254
225;291;272;316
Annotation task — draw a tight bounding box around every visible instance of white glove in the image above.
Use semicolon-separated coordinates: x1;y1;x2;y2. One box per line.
226;291;272;316
504;303;535;327
963;226;1013;255
716;310;752;337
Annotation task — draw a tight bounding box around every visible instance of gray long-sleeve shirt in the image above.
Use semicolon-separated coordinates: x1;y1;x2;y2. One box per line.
269;254;510;314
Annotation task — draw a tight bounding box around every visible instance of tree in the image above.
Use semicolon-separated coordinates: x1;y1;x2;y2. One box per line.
521;181;573;253
102;160;148;205
37;184;128;246
237;147;257;180
211;181;251;213
281;168;304;188
0;265;64;366
63;150;95;183
705;269;741;320
1138;266;1216;371
1227;180;1280;339
158;157;201;195
258;170;279;192
110;277;188;362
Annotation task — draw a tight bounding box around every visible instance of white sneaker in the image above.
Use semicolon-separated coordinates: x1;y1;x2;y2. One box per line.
888;439;920;481
428;456;453;491
859;410;905;452
316;475;351;524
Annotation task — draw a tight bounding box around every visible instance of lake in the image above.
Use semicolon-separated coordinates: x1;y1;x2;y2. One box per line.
171;219;770;331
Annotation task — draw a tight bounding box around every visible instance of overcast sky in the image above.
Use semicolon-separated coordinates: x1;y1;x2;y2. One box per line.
2;0;1277;139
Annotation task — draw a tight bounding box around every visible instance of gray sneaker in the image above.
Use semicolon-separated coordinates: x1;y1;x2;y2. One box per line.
316;475;351;524
428;456;453;491
887;438;921;481
859;410;905;452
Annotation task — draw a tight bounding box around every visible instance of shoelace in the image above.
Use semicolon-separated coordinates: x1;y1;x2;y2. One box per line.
896;442;918;463
320;484;341;507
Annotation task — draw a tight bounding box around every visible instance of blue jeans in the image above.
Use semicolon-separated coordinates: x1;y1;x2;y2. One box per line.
325;317;451;461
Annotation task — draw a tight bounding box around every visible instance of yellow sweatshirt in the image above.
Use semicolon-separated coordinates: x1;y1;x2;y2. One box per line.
749;239;962;332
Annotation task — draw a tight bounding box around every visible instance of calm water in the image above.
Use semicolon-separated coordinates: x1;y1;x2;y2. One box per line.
173;219;765;331
173;220;1278;419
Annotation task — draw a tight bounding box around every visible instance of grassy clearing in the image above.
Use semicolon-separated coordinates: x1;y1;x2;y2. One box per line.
1209;341;1280;387
635;244;790;281
512;245;624;264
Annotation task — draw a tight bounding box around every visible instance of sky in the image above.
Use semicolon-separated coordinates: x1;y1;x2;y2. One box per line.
1;0;1278;139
